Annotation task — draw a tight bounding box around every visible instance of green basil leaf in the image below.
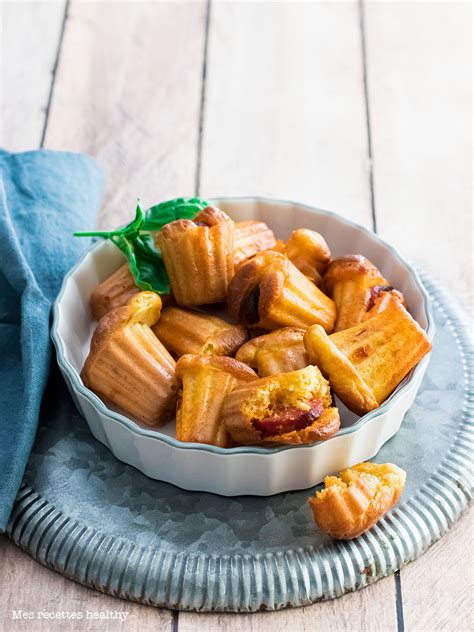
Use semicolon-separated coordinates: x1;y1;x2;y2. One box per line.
141;197;208;231
111;233;170;294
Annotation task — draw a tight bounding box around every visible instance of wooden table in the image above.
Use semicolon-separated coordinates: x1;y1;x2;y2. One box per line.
1;2;472;630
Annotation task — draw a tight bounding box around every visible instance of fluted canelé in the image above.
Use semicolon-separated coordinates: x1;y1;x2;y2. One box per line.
233;220;277;267
175;355;257;447
304;300;432;415
228;251;336;332
155;206;234;306
90;263;139;320
153;306;248;357
82;292;178;426
236;327;308;377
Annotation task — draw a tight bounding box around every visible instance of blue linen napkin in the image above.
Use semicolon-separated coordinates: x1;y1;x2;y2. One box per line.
0;149;103;530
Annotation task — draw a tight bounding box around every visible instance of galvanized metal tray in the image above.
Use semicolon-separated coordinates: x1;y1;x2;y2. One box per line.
7;274;473;612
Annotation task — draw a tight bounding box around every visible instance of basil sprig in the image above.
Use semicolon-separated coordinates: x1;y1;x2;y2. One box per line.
74;197;208;294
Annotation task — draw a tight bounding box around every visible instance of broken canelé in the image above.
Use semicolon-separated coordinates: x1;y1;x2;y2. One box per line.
227;250;336;332
155;206;234;307
175;354;257;448
308;462;406;539
324;255;402;332
283;229;331;286
222;365;340;445
235;327;308;377
153;306;248;358
81;292;178;426
304;300;432;416
233;220;277;267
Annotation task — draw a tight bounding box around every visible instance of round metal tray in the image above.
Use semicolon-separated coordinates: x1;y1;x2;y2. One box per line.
7;274;473;612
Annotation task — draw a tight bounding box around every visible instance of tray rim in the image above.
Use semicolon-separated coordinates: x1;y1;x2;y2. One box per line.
8;272;473;612
51;196;436;456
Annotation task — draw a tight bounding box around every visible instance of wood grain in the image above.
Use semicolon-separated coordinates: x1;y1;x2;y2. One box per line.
181;1;397;628
43;0;207;229
200;1;373;226
179;575;397;632
0;536;173;632
402;507;473;632
363;0;473;312
0;0;66;151
10;1;206;627
363;3;474;630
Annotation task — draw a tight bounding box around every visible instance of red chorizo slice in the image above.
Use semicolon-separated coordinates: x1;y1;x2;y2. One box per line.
252;399;324;437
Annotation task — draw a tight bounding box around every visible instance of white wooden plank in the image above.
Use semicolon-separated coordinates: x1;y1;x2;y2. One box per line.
182;2;397;628
0;0;66;151
44;0;207;228
0;536;173;631
364;3;473;629
364;0;473;312
200;0;373;226
402;507;473;632
1;0;205;626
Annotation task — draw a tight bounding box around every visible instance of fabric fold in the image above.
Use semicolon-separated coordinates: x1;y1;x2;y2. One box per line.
0;149;103;530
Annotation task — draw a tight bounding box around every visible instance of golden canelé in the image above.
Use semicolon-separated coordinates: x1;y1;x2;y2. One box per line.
281;229;331;286
324;255;401;332
90;263;139;320
308;462;406;539
304;300;432;415
175;354;257;448
236;327;308;377
233;220;277;267
155;206;234;307
82;292;178;427
89;263;173;320
153;306;248;358
227;250;336;332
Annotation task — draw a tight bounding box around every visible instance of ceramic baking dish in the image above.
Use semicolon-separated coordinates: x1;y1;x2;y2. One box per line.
52;197;434;495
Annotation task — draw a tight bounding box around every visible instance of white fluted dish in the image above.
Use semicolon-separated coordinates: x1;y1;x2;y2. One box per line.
52;197;434;495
